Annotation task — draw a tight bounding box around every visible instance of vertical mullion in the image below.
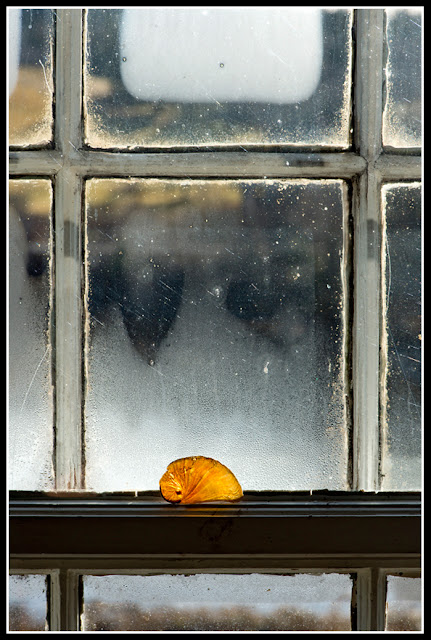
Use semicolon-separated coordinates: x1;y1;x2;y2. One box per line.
54;9;84;490
58;570;81;631
350;10;398;628
352;9;385;491
48;570;61;631
354;569;387;631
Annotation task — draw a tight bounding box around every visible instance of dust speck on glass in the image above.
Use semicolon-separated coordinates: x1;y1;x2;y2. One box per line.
84;8;353;149
85;179;349;491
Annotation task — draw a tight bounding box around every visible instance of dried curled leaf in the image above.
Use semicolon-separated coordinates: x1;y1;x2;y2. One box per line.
159;456;243;504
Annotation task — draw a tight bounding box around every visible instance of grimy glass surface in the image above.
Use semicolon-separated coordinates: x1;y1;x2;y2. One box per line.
8;8;54;147
381;183;421;490
82;573;352;631
383;9;422;149
8;180;53;490
9;575;48;632
85;179;348;491
385;576;422;632
84;8;352;149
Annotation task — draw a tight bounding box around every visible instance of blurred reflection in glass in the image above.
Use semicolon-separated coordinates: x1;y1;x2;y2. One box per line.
385;576;421;631
82;573;352;631
84;8;352;149
8;8;54;147
9;575;48;631
85;179;349;491
8;180;53;490
381;183;421;490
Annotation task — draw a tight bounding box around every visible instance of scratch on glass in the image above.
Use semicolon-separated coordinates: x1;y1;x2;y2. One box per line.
19;345;50;414
38;59;51;94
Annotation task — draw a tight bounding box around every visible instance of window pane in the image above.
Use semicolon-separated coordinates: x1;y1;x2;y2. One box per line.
383;9;422;149
85;179;348;491
8;8;54;147
381;183;421;490
82;573;352;631
8;180;54;490
385;576;422;631
9;575;48;631
84;8;352;149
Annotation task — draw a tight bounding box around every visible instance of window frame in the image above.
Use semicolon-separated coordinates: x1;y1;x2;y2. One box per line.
8;8;422;632
9;492;421;631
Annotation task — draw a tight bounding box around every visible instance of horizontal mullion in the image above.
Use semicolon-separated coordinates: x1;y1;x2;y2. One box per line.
376;154;422;181
9;150;421;181
10;150;366;178
9;555;421;572
9;150;65;175
75;150;367;178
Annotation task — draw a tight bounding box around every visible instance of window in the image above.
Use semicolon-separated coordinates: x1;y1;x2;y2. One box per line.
8;8;422;632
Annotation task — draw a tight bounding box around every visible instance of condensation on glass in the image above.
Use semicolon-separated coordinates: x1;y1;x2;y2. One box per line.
8;8;54;147
9;574;49;632
383;9;422;149
8;180;54;490
84;178;349;491
385;575;422;632
84;8;352;149
381;183;421;490
81;573;352;631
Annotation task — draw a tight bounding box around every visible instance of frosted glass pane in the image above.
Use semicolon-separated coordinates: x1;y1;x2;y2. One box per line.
84;179;348;491
383;9;422;149
84;8;352;148
8;8;21;95
8;8;54;147
8;180;54;490
381;183;421;490
82;573;352;631
9;575;48;631
120;9;323;103
386;576;422;632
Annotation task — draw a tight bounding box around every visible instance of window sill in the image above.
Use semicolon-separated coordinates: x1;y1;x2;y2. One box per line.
9;491;421;565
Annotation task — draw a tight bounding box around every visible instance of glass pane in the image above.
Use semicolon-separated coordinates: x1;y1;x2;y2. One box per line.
8;180;54;490
9;575;48;631
8;8;54;147
383;9;422;149
82;573;352;631
85;178;348;491
84;8;352;149
381;183;421;490
386;576;422;631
